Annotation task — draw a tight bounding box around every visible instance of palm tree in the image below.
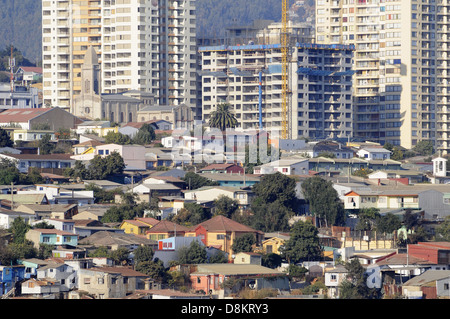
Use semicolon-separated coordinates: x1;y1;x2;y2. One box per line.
208;103;238;131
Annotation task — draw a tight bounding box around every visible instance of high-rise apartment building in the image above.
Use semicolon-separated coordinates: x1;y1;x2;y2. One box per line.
315;0;444;152
42;0;198;112
199;43;354;140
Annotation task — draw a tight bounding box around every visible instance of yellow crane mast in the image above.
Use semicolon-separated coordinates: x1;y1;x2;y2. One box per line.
281;0;289;139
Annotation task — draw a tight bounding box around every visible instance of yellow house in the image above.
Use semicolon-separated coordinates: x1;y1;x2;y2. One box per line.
146;220;189;241
120;217;159;236
185;215;264;261
261;236;287;255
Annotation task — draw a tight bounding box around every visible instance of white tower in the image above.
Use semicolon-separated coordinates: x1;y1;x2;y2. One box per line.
432;156;447;178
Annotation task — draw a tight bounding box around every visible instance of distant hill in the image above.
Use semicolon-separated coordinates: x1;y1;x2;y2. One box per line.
0;0;42;63
0;0;314;63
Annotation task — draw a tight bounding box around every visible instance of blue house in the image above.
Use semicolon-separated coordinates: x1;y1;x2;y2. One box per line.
25;229;78;249
0;265;26;296
199;173;260;188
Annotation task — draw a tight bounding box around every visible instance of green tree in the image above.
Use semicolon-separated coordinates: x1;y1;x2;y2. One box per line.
231;233;255;253
87;152;126;180
7;241;37;263
171;202;211;226
376;212;402;234
109;247;130;265
38;133;56;155
208;103;238;131
178;241;208;264
413;140;434;156
85;184;122;203
104;131;131;145
183;171;219;190
261;253;283;269
134;245;155;266
55;127;71;140
9;217;31;244
64;160;89;180
391;147;404;161
436;216;450;242
0;158;21;185
38;243;55;260
339;259;379;299
0;127;13;147
26;167;44;184
403;209;420;230
136;258;167;283
208;250;228;263
279;220;322;264
214;195;239;218
356;207;381;231
88;246;110;258
301;176;345;227
133;123;156;145
249;198;292;232
252;172;297;210
288;264;308;280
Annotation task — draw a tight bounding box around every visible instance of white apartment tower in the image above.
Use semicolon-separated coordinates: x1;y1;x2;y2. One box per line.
42;0;198;112
199;43;354;140
316;0;447;152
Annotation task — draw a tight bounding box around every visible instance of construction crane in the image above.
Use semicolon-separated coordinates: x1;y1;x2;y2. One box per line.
281;0;289;140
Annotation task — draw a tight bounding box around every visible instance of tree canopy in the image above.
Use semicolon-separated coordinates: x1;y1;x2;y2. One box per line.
133;123;156;145
279;220;322;264
246;172;298;232
182;171;220;190
301;176;345;227
0;127;13;147
64;152;126;181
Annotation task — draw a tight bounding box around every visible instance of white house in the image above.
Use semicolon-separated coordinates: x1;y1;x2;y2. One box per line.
254;158;309;175
183;186;254;210
0;153;74;174
0;208;35;229
43;218;75;233
12;129;56;142
324;265;348;299
357;147;392;160
75;121;118;137
19;184;94;206
71;143;147;170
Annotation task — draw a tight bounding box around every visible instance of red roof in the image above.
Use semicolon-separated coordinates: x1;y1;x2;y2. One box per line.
0;108;50;123
18;66;43;74
135;217;160;226
201;163;239;171
190;215;262;233
146;220;189;233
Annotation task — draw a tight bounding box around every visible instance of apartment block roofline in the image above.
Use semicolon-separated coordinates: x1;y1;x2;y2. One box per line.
199;42;355;52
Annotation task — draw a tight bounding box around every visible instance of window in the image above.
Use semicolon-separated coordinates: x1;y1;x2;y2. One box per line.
217;234;225;240
84;278;91;285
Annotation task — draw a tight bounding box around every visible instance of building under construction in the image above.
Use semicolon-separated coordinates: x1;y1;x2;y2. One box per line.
199;42;355;140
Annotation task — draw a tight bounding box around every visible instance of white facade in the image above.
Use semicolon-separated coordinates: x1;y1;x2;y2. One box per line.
315;0;450;152
199;43;354;140
0;210;35;230
255;158;309;175
356;148;392;160
0;84;40;109
42;0;198;110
